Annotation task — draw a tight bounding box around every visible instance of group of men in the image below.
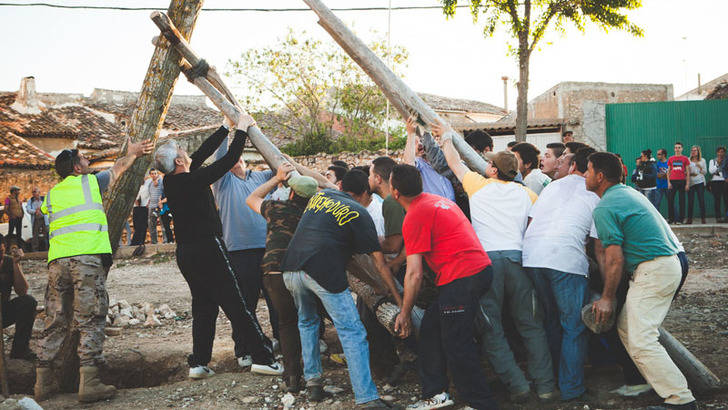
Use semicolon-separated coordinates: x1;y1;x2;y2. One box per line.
18;107;695;410
2;186;50;251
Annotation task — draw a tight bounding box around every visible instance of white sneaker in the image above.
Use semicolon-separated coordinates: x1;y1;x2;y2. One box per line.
610;384;653;397
188;365;215;379
237;355;252;368
407;392;454;410
319;339;328;353
251;361;284;376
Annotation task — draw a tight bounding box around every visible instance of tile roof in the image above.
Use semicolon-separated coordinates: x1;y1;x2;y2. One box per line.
417;93;508;116
0;131;54;169
85;99;223;132
706;82;728;100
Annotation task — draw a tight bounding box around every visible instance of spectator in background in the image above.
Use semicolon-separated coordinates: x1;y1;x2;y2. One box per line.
25;187;49;251
631;149;658;208
655;149;670;212
512;142;551;194
541;142;565;179
159;194;174;243
615;154;628;184
686;145;707;225
131;178;150;246
667;142;691;224
342;169;385;238
4;187;24;238
325;165;347;190
0;233;37;361
402;116;455;201
146;168;164;244
564;142;588;155
562;130;574;143
465;130;494;156
709;146;727;223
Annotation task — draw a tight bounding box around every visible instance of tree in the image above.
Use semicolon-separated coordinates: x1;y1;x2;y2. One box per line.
226;28;408;153
441;0;643;141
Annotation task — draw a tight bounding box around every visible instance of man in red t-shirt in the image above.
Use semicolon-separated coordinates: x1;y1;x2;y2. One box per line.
667;142;691;224
391;164;497;410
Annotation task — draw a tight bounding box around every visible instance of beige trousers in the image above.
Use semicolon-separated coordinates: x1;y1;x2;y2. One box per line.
618;255;695;405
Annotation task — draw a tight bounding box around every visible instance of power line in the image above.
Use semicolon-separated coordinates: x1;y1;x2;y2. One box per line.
0;2;469;12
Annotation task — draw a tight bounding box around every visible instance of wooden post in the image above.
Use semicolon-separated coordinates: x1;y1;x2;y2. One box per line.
658;327;721;393
302;0;489;176
150;13;423;336
104;0;204;251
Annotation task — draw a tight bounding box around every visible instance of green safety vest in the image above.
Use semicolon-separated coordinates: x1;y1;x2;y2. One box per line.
41;174;111;263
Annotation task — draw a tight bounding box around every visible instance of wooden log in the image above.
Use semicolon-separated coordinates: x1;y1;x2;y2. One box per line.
104;0;204;251
659;327;721;393
302;0;489;176
151;13;421;336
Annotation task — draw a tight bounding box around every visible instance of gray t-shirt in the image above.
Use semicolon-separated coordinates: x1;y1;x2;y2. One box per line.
95;170;111;193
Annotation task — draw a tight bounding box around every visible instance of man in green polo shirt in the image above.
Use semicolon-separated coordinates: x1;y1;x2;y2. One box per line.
585;152;696;410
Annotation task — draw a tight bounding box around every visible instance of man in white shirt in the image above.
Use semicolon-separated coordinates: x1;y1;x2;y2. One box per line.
522;147;598;401
512;142;551;194
435;122;556;402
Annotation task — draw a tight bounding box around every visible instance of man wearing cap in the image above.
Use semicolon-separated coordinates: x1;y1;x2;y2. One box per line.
246;162;319;393
435;121;556;402
4;186;24;238
35;138;153;403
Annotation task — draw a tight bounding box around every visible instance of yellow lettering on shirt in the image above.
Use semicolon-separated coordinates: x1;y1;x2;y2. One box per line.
305;192;360;226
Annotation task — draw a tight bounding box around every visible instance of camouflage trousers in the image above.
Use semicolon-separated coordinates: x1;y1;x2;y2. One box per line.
37;254;109;367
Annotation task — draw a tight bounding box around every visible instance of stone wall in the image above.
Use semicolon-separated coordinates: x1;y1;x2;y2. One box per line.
290;149;404;174
0;168;58;220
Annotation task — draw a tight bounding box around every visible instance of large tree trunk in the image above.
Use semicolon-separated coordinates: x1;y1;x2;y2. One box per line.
302;0;489;176
104;0;204;250
515;33;530;142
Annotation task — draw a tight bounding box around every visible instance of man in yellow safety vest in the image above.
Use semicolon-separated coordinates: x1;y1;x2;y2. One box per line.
35;138;152;403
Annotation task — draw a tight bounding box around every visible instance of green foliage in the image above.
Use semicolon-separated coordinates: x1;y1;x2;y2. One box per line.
226;28;408;153
281;125;406;156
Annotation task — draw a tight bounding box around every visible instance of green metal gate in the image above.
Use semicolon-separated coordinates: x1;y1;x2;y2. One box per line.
606;99;728;218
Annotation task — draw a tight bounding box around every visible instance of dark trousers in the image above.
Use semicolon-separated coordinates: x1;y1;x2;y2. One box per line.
2;294;38;357
175;237;273;366
687;182;706;220
130;206;148;245
709;180;728;218
7;217;22;238
262;274;301;379
418;267;498;410
228;249;279;342
667;180;686;222
160;213;174;243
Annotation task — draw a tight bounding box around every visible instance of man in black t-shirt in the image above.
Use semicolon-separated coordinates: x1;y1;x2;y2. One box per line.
0;233;37;360
280;189;401;407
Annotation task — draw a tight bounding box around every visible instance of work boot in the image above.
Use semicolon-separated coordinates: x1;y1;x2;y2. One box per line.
701;217;706;224
78;366;116;403
34;367;59;402
686;218;693;225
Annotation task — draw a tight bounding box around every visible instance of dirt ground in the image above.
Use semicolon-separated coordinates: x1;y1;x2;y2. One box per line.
3;230;728;409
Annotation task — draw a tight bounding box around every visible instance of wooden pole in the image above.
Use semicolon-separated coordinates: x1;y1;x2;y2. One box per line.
150;13;423;336
104;0;204;251
659;327;721;393
301;0;489;176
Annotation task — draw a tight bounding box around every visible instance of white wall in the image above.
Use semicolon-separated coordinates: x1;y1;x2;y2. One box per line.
492;132;562;152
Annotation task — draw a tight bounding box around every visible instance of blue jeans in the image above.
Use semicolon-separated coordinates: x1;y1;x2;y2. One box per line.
283;271;379;404
640;188;659;209
654;187;667;212
528;268;588;400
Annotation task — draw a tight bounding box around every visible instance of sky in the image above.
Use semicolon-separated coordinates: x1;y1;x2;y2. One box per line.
0;0;726;110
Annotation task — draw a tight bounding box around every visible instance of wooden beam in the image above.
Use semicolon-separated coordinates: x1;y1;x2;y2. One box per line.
659;327;721;393
302;0;489;175
104;0;204;251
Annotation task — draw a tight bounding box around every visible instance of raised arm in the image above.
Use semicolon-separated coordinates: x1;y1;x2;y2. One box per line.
402;116;417;165
282;154;337;190
432;122;468;182
191;114;256;185
247;162;294;214
190;126;230;171
107;138;154;186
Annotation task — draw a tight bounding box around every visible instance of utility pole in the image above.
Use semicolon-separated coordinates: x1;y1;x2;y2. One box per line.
501;75;509;111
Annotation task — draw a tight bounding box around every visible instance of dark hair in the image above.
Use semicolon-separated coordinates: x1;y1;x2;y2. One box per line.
562;130;573;137
716;146;726;153
352;165;370;176
511;142;541;170
546;142;565;158
55;149;81;179
565;141;587;154
464;130;493;153
573;147;596;173
371;156;397;181
332;160;349;169
327;165;347;182
341;169;370;195
675;141;683;147
390;164;422;197
149;167;157;172
507;141;518;149
588;152;622;183
641;149;652;157
658;148;667;156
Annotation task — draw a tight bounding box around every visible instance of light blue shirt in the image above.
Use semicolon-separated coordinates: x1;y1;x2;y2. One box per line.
415;157;455;201
212;140;273;251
